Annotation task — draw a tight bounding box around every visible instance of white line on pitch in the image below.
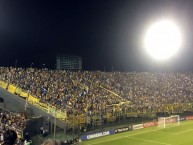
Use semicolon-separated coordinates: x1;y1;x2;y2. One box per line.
155;130;176;135
88;129;160;145
174;128;193;134
127;136;171;145
88;128;163;145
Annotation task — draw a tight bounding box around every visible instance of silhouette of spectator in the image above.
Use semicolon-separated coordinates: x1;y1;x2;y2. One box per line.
2;129;17;145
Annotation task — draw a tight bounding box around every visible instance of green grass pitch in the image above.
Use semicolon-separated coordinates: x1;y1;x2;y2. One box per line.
80;121;193;145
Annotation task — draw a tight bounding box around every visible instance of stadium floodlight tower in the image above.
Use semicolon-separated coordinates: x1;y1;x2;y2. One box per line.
144;20;182;61
158;115;180;129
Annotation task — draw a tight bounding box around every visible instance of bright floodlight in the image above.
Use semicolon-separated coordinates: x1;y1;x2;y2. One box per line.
144;20;182;60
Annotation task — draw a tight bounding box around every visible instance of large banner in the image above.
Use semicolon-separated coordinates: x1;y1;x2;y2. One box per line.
80;129;115;141
20;91;28;98
7;84;16;94
15;87;22;95
0;81;8;89
48;106;67;119
28;95;39;104
56;110;67;119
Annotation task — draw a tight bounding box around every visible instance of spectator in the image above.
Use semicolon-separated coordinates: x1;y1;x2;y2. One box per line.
2;129;17;145
0;112;26;132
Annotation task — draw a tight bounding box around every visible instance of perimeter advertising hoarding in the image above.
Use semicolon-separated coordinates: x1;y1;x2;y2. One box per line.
80;129;115;141
143;121;158;128
115;126;132;133
185;116;193;120
180;117;186;121
132;124;144;130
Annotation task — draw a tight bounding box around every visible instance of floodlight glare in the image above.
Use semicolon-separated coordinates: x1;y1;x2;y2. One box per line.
144;20;182;60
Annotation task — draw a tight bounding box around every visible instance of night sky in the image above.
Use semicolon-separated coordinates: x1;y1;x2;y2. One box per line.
0;0;193;71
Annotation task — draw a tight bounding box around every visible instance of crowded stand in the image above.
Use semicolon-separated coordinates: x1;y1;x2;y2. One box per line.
0;67;193;122
0;112;26;132
0;111;27;144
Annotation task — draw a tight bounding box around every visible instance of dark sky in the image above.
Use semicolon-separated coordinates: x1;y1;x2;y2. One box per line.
0;0;193;71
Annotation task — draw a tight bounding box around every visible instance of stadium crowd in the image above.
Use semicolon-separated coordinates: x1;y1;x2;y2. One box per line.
0;111;27;145
0;112;26;132
0;67;193;118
